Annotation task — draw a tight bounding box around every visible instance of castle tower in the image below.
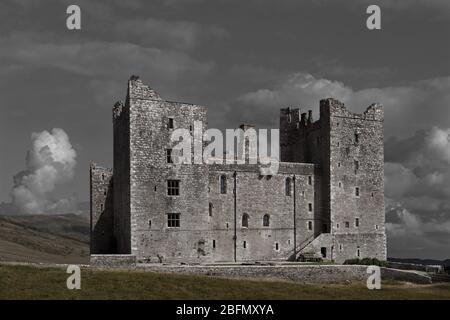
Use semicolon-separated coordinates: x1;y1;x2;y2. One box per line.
279;99;386;262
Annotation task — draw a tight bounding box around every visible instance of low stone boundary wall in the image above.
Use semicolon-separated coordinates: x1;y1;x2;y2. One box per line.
90;254;136;268
136;264;432;284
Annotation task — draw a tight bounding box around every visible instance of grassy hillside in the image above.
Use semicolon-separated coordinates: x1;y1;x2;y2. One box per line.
0;264;449;300
0;214;89;264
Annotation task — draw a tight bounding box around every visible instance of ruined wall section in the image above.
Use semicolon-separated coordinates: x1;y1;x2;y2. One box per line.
90;164;114;254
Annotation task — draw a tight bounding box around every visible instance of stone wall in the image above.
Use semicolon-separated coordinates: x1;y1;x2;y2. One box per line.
136;264;431;284
90;254;136;268
113;96;131;254
90;164;114;254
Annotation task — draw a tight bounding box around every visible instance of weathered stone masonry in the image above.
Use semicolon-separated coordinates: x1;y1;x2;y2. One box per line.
90;76;386;264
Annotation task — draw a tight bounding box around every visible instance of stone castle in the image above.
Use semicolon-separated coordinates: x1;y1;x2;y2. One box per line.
90;76;386;264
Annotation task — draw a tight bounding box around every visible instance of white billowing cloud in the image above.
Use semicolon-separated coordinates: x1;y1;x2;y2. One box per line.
10;128;77;214
239;72;353;110
386;204;423;237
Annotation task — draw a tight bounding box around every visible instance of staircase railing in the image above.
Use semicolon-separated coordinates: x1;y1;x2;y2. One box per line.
287;234;316;261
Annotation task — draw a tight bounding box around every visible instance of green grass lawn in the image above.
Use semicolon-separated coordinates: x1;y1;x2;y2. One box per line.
0;264;449;300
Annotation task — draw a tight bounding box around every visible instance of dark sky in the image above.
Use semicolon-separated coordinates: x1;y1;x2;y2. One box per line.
0;0;449;259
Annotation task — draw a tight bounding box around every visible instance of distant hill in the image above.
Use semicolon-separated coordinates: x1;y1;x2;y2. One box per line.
0;213;89;264
388;257;450;267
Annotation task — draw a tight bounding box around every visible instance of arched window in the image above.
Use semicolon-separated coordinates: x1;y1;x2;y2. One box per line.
220;175;227;194
242;213;249;228
285;177;291;196
263;214;270;227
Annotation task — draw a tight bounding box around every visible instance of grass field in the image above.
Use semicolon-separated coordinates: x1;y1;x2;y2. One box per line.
1;264;449;300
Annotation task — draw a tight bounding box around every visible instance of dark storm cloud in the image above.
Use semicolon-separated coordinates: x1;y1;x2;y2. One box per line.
385;127;450;259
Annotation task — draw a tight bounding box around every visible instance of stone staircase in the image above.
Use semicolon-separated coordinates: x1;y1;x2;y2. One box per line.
286;234;316;261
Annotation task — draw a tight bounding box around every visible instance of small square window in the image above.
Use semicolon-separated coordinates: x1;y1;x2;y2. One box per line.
345;221;350;228
167;213;180;227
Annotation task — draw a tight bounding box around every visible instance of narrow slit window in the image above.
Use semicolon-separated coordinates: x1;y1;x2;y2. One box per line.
242;213;249;228
168;117;174;129
166;148;173;163
285;177;292;196
220;175;227;194
263;214;270;227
